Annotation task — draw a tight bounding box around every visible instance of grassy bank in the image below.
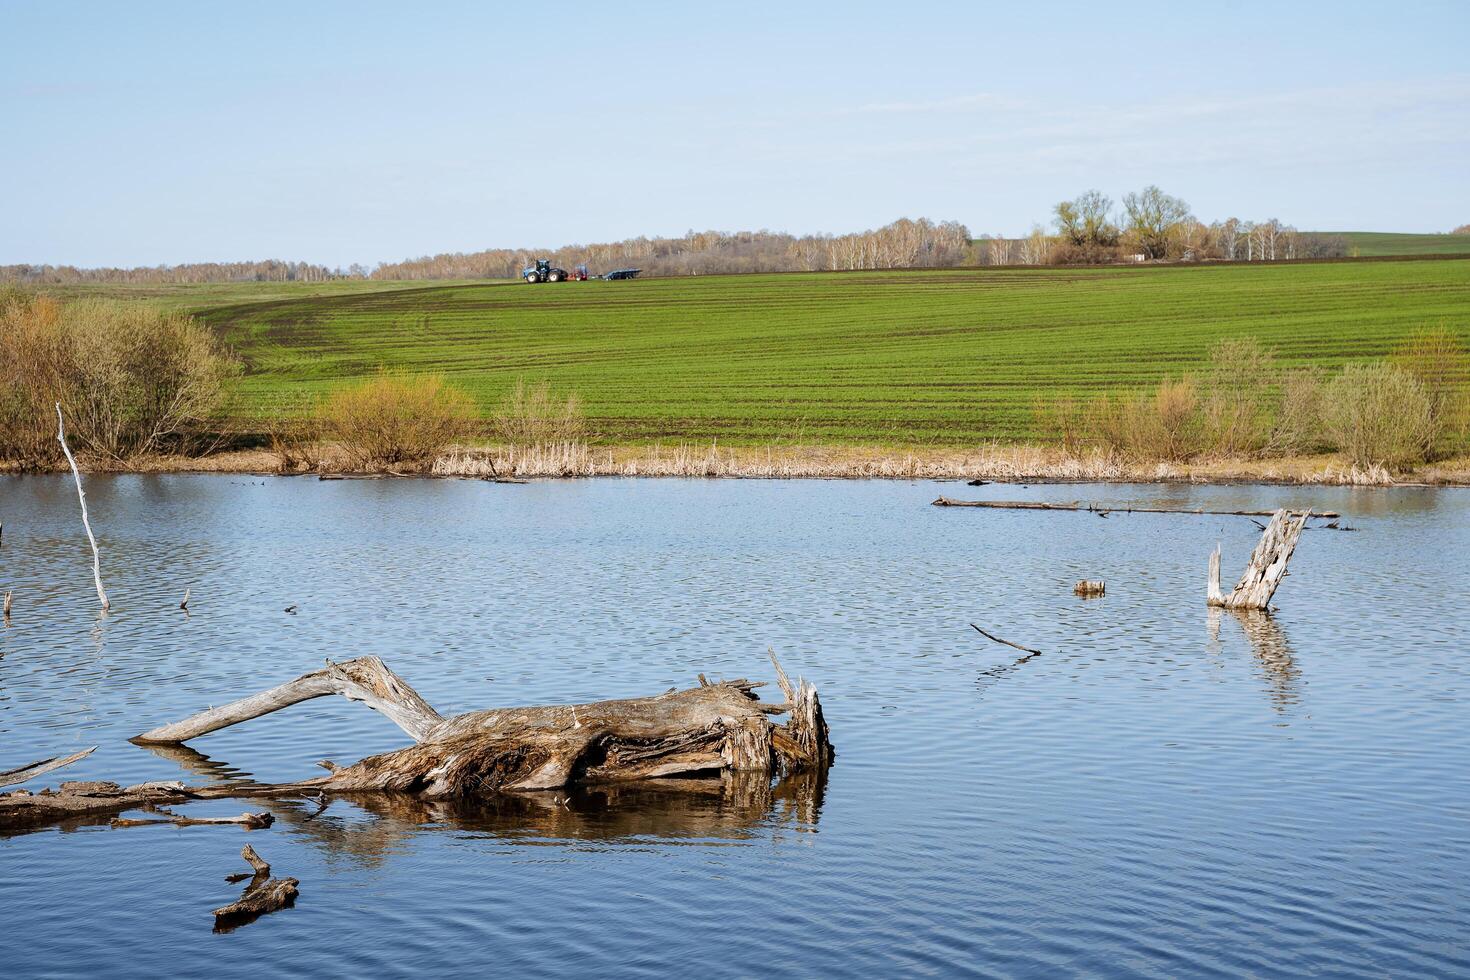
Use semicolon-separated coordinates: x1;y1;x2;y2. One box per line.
187;258;1470;445
39;442;1470;486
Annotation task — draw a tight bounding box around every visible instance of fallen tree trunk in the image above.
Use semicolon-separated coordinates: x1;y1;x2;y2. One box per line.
134;653;831;796
932;497;1338;519
1208;508;1308;610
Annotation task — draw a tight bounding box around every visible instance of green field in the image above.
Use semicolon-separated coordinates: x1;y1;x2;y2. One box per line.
191;259;1469;445
1329;232;1470;257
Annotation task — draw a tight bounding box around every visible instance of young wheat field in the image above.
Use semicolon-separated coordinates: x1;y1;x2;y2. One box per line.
185;258;1469;445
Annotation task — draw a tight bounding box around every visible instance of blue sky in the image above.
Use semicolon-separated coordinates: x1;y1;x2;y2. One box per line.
3;0;1467;268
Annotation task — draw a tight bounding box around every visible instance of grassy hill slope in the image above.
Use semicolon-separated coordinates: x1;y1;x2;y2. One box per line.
1328;232;1470;256
197;258;1470;445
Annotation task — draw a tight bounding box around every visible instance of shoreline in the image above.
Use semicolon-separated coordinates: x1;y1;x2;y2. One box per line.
7;443;1469;487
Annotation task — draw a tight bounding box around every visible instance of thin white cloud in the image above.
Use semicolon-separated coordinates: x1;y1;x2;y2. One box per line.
840;92;1025;115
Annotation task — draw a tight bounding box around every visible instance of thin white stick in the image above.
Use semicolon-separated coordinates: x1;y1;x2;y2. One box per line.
56;403;109;611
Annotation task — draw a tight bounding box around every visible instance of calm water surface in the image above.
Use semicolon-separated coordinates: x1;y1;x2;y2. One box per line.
0;475;1466;978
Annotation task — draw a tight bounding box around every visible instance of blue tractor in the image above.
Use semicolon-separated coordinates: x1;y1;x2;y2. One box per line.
522;258;568;283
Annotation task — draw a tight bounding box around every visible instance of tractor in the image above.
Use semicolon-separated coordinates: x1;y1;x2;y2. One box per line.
522;258;569;283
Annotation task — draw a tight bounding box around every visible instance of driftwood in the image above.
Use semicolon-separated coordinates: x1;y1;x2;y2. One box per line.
933;497;1338;519
0;746;97;789
111;806;273;829
213;844;298;932
1208;509;1307;610
1;779;197;832
1073;580;1106;597
133;653;831;797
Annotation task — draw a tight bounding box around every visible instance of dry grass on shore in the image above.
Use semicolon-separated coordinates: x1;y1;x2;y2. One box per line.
10;440;1469;486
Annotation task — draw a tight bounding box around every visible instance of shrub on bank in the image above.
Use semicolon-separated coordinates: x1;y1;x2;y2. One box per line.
321;372;477;469
1391;326;1469;459
1038;330;1467;471
0;294;237;466
492;379;585;446
1321;363;1437;470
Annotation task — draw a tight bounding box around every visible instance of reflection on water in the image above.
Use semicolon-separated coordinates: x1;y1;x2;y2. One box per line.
1208;607;1301;711
2;475;1468;978
138;743;824;866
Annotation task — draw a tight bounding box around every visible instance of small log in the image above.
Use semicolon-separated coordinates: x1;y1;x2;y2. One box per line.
1073;580;1106;597
933;497;1338;519
3;589;11;621
213;845;298;932
111;807;273;829
0;746;98;789
1208;509;1308;610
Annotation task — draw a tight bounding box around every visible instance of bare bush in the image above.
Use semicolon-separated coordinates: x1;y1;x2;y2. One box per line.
1080;393;1131;459
1033;395;1087;457
1321;363;1436;470
1273;367;1329;455
492;379;586;446
1392;326;1469;458
1064;378;1205;462
322;372;477;470
0;295;237;466
1129;378;1204;462
1202;337;1278;457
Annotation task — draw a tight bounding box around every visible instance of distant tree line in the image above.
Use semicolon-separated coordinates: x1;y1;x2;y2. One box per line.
3;192;1399;285
369;218;974;280
1;259;350;286
975;186;1347;266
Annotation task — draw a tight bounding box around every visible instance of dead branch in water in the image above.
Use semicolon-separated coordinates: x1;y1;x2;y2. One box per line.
56;403;109;611
1208;509;1308;611
0;746;97;789
970;624;1042;656
213;845;298;932
933;497;1338;519
111;806;273;829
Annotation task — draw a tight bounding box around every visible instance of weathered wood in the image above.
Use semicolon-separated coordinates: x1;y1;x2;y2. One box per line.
933;496;1338;519
111;806;273;829
1208;508;1308;610
1073;580;1106;597
0;746;97;789
213;845;298;931
132;656;444;744
134;654;832;797
1;780;194;832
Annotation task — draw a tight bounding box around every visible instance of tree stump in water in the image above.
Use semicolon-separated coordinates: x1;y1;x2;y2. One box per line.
1208;509;1308;611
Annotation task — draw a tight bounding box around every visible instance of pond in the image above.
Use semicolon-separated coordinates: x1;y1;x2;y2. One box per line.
1;475;1467;977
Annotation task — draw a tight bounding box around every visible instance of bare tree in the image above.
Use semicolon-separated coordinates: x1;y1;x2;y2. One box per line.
1053;190;1117;246
1122;185;1192;260
1018;225;1054;265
